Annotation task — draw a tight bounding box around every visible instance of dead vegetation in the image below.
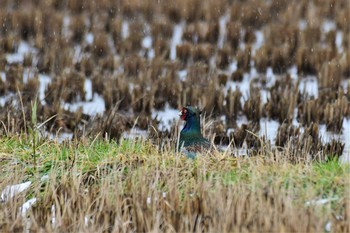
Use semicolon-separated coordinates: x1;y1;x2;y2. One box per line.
0;0;348;154
0;147;349;232
0;1;349;231
0;138;348;233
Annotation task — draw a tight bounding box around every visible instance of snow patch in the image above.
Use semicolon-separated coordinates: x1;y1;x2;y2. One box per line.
122;128;147;139
85;33;94;44
299;76;318;97
152;105;179;131
299;20;307;30
252;30;264;55
178;69;187;81
0;72;5;82
170;22;184;60
85;79;93;100
288;65;298;80
6;41;35;64
340;118;350;164
21;198;37;216
51;205;56;225
38;74;51;104
49;132;74;143
322;20;336;33
218;13;229;49
63;93;105;115
142;36;152;49
1;181;32;201
336;31;343;52
305;197;338;206
121;21;129;39
260;119;280;142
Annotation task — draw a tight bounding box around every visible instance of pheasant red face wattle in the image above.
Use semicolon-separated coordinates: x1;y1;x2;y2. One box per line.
179;108;187;121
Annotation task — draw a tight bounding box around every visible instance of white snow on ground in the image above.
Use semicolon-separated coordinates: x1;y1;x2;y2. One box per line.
73;45;83;63
85;33;94;44
0;94;13;107
235;116;249;128
305;197;338;206
38;74;51;104
63;93;105;115
322;20;336;33
22;68;36;83
226;73;251;101
21;198;37;216
218;13;229;49
122;127;148;139
318;118;350;164
85;79;93;100
260;119;280;142
265;67;276;87
142;36;152;49
299;76;318;98
1;70;50;106
63;78;105;115
49;132;74;143
321;20;344;53
299;20;307;30
0;72;5;82
121;21;129;39
340;118;350;164
178;69;187;81
260;89;268;104
6;53;24;64
142;34;155;59
228;61;238;73
147;49;155;59
152;105;179;131
6;41;34;64
289;65;298;80
170;22;184;60
51;205;56;225
252;30;264;55
41;174;49;181
62;15;71;38
1;181;31;201
342;79;349;93
325;221;332;232
318;124;340;144
336;31;343;52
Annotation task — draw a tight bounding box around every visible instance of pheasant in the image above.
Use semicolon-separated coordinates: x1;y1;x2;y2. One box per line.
177;106;212;158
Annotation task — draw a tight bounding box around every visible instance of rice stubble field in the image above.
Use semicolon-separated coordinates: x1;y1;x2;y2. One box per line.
0;0;350;232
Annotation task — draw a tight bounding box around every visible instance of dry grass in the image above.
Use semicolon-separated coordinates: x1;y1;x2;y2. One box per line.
0;136;349;232
0;2;349;231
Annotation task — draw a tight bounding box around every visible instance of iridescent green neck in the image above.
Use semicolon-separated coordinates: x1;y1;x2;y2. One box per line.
179;118;203;147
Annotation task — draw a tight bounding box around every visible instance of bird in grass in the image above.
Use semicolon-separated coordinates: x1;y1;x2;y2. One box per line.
177;106;212;159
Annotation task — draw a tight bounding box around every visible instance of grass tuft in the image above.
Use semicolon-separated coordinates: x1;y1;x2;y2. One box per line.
0;136;349;232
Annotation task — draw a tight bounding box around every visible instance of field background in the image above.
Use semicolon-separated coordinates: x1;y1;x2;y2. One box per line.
0;0;349;232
